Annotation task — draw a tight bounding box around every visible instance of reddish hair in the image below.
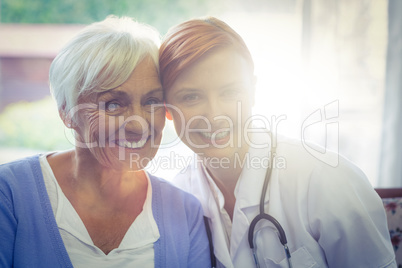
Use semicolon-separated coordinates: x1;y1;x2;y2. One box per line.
159;16;254;91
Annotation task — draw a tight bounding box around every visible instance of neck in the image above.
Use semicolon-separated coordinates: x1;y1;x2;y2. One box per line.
203;144;248;194
47;148;148;254
52;148;147;203
205;164;241;221
205;162;242;195
203;147;248;220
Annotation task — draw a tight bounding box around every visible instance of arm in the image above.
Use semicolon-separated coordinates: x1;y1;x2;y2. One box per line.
151;177;211;267
0;189;16;267
186;198;211;268
307;158;396;267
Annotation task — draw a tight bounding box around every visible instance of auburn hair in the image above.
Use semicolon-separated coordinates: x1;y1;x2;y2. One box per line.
159;16;254;92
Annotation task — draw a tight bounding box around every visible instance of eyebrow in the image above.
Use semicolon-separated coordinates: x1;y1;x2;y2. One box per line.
98;87;163;99
100;90;128;99
173;81;247;95
173;88;200;94
170;88;201;99
144;88;164;97
220;81;249;89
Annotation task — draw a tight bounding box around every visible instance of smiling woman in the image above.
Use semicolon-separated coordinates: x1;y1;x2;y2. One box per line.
0;16;210;268
166;46;254;161
68;56;165;170
159;16;396;267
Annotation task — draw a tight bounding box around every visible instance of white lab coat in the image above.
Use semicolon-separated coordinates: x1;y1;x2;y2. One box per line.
172;132;396;268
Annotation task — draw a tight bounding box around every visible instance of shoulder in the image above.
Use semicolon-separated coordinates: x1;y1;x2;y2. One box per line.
0;155;44;218
0;155;40;174
148;173;202;208
170;154;203;192
0;155;42;194
148;173;205;233
276;135;366;180
272;135;374;201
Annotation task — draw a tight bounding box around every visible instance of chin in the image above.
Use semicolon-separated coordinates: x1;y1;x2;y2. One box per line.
194;147;236;160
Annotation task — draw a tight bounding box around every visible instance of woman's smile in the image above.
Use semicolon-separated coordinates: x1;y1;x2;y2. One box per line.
167;46;254;159
115;137;148;149
75;57;165;170
198;130;231;145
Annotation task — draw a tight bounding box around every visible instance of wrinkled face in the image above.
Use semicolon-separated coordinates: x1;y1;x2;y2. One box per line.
73;57;165;171
165;47;254;161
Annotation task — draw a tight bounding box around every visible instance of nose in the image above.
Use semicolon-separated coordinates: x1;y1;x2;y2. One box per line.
122;106;149;137
204;98;230;128
205;98;223;120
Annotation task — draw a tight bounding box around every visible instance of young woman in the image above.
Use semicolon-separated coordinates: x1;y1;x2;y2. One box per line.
159;17;396;267
0;16;210;267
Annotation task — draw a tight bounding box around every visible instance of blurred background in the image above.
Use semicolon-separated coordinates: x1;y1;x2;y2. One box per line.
0;0;401;187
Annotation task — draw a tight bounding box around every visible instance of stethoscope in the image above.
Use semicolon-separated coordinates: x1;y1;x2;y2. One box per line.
205;142;293;268
247;144;293;268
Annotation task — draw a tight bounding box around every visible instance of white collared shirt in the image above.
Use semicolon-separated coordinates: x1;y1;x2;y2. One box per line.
172;132;396;268
39;153;160;267
201;162;232;249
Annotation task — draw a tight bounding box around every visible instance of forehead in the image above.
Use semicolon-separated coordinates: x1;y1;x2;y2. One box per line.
130;56;159;80
169;47;252;91
95;57;161;101
119;57;161;91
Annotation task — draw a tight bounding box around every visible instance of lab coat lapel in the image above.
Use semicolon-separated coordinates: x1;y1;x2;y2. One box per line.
189;160;234;268
230;131;272;261
208;211;235;268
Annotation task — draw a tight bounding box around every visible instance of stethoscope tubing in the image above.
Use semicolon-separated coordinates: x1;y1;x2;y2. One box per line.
248;213;287;247
205;134;293;267
247;137;293;268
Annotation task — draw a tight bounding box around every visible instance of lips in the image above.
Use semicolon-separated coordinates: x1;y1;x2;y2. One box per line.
195;130;231;147
199;130;230;140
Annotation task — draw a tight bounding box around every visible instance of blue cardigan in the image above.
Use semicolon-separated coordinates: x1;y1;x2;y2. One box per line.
0;156;210;267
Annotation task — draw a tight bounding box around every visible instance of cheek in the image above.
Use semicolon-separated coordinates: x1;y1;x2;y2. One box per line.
172;118;183;137
223;101;240;116
171;110;194;133
223;101;252;126
239;103;253;123
87;110;107;140
152;109;166;132
76;109;101;142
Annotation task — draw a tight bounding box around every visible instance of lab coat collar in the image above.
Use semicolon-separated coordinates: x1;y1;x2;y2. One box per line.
234;131;272;209
190;131;272;212
186;155;235;268
230;131;273;260
186;131;273;267
187;157;214;218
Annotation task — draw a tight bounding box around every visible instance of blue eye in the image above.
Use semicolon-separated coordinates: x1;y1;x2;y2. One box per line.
145;98;162;106
144;98;163;112
106;102;121;112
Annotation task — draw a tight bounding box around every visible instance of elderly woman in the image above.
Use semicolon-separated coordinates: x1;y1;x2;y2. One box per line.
0;16;210;267
159;17;396;267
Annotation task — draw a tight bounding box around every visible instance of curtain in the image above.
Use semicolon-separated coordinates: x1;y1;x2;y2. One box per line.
378;0;402;187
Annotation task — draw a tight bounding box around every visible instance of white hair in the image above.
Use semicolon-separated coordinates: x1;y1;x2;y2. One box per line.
49;15;160;118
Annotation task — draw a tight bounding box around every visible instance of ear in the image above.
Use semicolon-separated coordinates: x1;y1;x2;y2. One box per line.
59;109;73;128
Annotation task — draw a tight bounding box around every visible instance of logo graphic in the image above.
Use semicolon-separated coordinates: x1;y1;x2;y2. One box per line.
301;100;339;167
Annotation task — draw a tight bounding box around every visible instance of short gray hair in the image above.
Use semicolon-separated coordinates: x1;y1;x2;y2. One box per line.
49;16;160;117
